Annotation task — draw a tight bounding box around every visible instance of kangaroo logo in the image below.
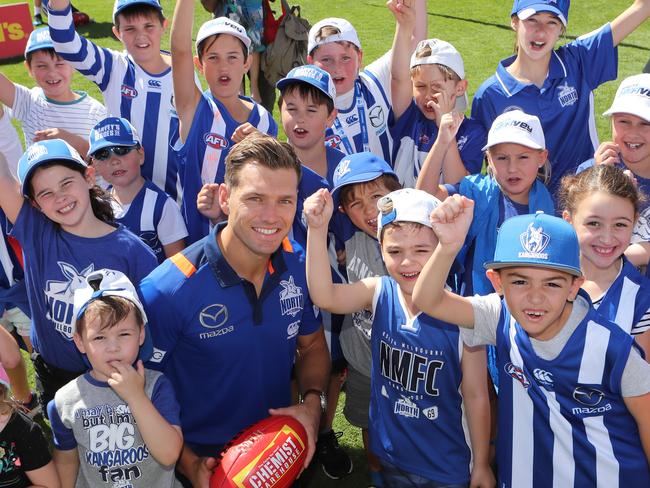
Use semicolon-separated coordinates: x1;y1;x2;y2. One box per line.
279;276;304;317
44;262;96;339
519;223;550;260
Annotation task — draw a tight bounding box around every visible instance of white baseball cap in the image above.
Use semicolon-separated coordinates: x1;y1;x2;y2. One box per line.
376;188;441;241
410;38;467;113
196;17;251;53
603;74;650;122
482;110;545;151
308;18;361;55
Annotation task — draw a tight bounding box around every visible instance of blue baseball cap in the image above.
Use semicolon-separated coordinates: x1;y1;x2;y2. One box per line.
276;65;336;101
73;269;153;363
88;117;141;158
330;152;397;208
485;212;581;276
18;139;88;197
511;0;570;26
113;0;162;23
25;27;54;57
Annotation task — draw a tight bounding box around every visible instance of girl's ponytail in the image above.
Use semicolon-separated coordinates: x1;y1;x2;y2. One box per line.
89;186;115;224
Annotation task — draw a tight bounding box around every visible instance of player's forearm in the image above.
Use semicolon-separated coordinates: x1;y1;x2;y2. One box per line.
0;153;24;224
305;226;338;310
128;395;183;467
611;0;650;46
296;330;330;395
390;3;415;119
461;355;491;471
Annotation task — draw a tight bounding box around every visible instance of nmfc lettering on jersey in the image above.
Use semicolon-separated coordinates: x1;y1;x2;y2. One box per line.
279;276;304;317
379;340;444;395
203;133;229;149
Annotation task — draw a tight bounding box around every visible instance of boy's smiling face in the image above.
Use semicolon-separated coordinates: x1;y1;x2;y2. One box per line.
487;266;583;341
340;178;393;238
612;113;650;173
113;13;167;67
26;51;75;101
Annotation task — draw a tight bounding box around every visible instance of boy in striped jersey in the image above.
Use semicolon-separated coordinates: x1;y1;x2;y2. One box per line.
88;117;187;263
414;200;650;487
0;28;106;157
47;0;185;202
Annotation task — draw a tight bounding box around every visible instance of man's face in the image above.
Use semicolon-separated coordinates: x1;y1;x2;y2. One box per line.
219;162;299;257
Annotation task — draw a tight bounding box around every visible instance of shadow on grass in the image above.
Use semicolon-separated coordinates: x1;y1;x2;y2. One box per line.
75;21;116;40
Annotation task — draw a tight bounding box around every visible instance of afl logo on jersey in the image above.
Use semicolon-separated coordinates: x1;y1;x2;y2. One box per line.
504;362;530;388
121;84;138;99
204;133;229;149
325;135;342;148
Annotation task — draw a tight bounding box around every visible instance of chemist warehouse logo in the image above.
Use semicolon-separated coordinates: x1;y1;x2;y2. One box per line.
44;262;96;339
279;276;303;317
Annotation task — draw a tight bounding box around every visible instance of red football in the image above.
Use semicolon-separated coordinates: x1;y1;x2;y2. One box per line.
72;12;90;27
210;415;308;488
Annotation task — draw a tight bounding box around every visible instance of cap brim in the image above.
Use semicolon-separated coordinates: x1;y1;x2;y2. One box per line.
20;156;87;196
483;260;582;277
482;136;544;152
517;6;567;26
276;76;333;100
88;140;139;158
331;171;387;207
603;103;650;122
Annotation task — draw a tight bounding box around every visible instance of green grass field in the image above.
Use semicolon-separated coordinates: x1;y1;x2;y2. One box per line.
1;0;649;486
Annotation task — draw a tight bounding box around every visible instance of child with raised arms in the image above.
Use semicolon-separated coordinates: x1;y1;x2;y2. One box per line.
304;187;493;487
0;28;106;156
560;164;650;356
47;0;184;202
171;2;277;244
390;36;486;188
48;269;182;487
307;0;427;163
0;140;157;415
471;0;650;198
88;117;187;264
413;202;650;487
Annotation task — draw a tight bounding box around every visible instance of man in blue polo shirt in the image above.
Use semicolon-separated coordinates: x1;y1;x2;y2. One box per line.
140;134;330;488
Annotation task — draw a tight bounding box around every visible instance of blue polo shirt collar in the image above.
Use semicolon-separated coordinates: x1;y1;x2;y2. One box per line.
203;221;289;288
495;51;568;97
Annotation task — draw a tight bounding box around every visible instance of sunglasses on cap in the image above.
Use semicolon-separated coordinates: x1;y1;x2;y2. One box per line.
91;144;140;161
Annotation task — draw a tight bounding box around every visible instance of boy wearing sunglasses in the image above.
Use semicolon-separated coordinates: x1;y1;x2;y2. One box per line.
88;118;187;263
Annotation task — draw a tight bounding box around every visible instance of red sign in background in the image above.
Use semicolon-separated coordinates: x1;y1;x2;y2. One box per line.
0;3;33;60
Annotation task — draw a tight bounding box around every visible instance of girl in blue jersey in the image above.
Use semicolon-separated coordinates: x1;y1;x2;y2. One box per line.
414;200;650;488
88;117;188;264
171;0;278;244
304;187;494;487
0;139;157;416
471;0;650;198
560;165;650;356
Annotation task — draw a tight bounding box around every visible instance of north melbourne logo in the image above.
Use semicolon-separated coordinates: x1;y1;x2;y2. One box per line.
334;159;351;181
279;276;304;317
518;223;550;260
558;82;578;107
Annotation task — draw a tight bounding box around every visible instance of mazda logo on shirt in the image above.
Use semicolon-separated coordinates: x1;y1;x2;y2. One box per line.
572;386;605;407
199;304;229;329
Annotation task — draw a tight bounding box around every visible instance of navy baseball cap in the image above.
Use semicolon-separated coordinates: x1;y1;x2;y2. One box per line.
330;152;397;208
113;0;162;23
73;269;153;363
24;27;54;57
276;65;336;101
18;139;88;197
485;212;581;276
88;117;141;158
511;0;570;26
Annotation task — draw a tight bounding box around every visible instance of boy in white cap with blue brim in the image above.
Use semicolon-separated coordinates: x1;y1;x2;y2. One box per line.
304;187;493;487
414;197;650;487
0;27;106;156
48;269;182;487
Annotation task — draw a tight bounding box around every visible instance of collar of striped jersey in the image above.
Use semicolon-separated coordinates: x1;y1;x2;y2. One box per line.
205;221;291;287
